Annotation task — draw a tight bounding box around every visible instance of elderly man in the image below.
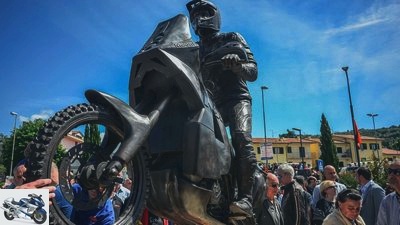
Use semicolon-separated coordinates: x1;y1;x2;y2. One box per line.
257;173;284;225
356;166;385;225
376;159;400;225
277;163;311;225
312;165;346;207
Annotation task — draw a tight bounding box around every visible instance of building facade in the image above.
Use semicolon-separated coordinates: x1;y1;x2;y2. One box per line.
61;130;84;150
253;137;320;167
332;134;383;167
381;148;400;161
252;134;392;168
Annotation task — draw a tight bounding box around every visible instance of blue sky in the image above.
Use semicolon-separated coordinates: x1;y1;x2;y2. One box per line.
1;0;399;138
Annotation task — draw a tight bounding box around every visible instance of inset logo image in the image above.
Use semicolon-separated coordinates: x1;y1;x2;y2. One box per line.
0;189;49;225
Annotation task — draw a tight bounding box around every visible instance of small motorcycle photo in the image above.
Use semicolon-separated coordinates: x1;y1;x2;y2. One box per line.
1;193;47;224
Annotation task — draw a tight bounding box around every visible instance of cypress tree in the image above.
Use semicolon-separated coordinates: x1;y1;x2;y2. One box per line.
89;124;101;145
83;124;101;161
84;124;90;143
319;113;339;170
84;124;101;145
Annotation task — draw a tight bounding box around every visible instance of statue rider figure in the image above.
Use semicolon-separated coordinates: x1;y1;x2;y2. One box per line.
186;0;258;218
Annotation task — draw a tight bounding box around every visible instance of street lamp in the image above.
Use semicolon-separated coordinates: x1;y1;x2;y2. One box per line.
10;112;18;177
341;66;361;167
292;128;304;165
367;113;379;160
261;86;268;168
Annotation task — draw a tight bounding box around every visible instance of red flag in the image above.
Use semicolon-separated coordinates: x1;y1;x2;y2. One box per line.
353;119;362;149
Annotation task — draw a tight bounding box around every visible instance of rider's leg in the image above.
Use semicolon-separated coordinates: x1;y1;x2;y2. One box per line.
230;134;257;217
225;100;257;217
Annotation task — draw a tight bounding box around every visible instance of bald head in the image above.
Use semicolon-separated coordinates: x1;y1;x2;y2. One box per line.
323;165;337;181
266;173;279;201
267;173;279;184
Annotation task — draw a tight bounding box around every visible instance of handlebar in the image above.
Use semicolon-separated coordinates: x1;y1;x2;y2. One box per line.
28;193;41;198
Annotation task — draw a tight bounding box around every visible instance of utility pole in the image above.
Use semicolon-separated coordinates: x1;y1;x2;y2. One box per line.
10;112;18;176
367;113;379;160
261;86;269;168
292;128;304;166
341;66;361;167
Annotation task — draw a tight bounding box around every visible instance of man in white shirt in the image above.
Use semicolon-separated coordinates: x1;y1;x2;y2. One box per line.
311;165;346;207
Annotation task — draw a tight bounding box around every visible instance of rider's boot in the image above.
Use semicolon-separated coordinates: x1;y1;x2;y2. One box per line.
229;157;256;218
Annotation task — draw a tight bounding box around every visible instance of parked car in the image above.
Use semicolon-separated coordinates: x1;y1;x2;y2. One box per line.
339;166;359;175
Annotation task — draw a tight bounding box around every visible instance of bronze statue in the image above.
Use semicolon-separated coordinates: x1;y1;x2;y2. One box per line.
187;0;258;218
24;2;263;225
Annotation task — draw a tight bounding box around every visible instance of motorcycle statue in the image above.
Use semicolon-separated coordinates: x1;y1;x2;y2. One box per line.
1;193;47;224
25;14;266;225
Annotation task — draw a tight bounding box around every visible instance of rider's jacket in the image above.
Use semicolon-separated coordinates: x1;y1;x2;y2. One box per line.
199;32;257;106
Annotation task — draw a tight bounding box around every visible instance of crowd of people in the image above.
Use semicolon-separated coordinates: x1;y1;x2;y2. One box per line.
257;159;400;225
1;159;172;225
3;154;400;225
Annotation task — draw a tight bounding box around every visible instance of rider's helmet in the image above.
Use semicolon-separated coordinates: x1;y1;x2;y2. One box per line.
186;0;221;37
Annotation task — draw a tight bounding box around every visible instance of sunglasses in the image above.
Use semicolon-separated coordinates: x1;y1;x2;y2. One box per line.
277;173;285;180
270;183;279;188
388;168;400;176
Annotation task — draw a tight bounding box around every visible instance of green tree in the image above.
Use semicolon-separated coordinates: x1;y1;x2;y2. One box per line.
279;129;296;138
82;124;101;162
369;153;389;188
0;133;5;164
54;145;67;167
0;163;6;186
2;119;45;175
0;164;6;176
340;172;358;189
393;139;400;150
319;113;339;170
84;124;101;145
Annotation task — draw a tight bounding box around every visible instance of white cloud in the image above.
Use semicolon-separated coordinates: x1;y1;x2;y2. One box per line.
257;1;399;97
324;18;389;36
20;110;54;123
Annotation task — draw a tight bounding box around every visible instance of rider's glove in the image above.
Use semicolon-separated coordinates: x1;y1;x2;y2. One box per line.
221;54;243;74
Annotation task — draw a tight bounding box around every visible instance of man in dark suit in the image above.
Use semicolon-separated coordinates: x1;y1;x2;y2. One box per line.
356;166;385;225
278;164;311;225
257;173;284;225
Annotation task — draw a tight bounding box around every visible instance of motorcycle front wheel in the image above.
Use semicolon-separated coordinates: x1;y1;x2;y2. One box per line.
32;209;47;224
25;103;149;225
4;211;14;220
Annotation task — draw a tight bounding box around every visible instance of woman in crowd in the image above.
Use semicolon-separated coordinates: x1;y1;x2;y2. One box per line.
322;189;365;225
313;180;337;225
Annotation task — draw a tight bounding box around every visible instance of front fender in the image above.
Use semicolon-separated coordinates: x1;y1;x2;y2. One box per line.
35;208;47;215
85;89;152;164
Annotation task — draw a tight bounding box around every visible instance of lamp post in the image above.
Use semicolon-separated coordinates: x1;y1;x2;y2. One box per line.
292;128;304;165
10;112;18;177
261;86;268;167
367;113;379;160
341;66;361;167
